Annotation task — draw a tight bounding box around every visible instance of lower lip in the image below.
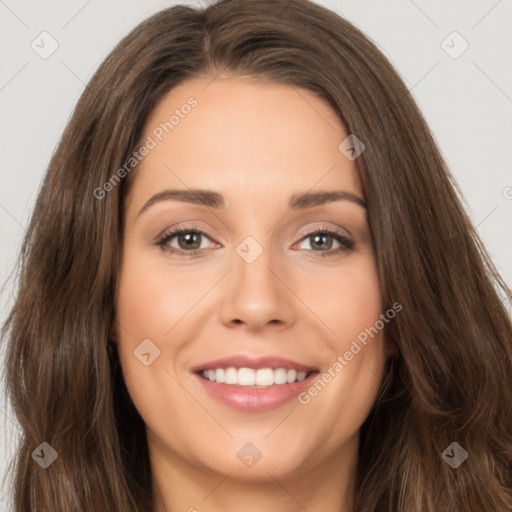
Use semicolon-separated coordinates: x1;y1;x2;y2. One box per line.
193;372;319;412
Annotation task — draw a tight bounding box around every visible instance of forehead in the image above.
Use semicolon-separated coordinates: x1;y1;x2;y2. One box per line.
127;76;363;211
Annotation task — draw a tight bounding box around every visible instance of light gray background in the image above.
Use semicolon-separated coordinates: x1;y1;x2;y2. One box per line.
1;0;511;509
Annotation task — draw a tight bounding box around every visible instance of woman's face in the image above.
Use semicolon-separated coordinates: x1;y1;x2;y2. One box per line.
115;76;388;488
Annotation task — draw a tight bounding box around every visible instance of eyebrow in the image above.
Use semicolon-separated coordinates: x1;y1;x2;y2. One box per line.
136;188;367;218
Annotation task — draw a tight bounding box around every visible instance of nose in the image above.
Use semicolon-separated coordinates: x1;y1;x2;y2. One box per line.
219;241;296;332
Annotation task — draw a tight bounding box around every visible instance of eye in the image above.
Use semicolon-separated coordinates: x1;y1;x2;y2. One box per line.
293;226;355;257
156;226;216;256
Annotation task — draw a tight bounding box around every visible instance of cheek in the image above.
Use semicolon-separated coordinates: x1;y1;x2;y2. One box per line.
300;252;383;344
116;252;209;342
335;263;382;342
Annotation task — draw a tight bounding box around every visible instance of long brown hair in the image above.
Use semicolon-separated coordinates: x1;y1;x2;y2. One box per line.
2;0;512;510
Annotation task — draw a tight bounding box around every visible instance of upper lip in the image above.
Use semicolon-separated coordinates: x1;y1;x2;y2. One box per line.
191;355;318;373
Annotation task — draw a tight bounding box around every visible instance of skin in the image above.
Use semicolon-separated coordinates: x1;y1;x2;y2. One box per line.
114;75;389;512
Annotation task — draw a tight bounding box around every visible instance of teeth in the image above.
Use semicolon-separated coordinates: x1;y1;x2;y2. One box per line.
200;367;310;387
215;368;225;383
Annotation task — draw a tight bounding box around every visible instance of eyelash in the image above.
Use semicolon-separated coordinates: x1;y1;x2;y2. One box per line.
156;225;355;257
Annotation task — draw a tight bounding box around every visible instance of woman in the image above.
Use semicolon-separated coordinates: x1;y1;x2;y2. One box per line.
2;0;511;510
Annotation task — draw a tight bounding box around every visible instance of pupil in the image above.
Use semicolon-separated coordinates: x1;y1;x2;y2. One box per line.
312;234;332;250
179;232;201;250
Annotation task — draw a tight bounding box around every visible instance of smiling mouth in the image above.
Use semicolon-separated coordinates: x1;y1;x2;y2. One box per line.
197;367;319;388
